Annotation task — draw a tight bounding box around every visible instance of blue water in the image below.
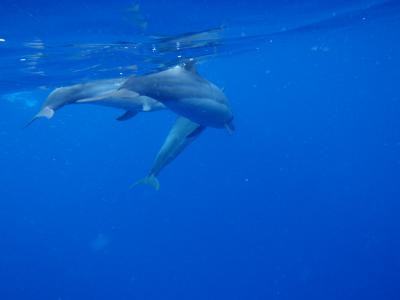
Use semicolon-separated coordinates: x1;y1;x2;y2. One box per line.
1;1;400;299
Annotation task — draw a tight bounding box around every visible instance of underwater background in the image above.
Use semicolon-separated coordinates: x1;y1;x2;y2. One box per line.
1;0;400;299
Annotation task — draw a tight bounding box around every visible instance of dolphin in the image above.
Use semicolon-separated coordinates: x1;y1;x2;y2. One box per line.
132;116;205;190
120;60;235;132
26;78;167;126
25;78;125;127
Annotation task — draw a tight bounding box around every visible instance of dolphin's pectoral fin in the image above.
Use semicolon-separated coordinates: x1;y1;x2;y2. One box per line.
116;110;138;121
186;125;205;139
224;118;235;134
130;174;160;190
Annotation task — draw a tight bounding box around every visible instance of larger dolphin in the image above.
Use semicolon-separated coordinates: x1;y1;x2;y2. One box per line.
120;60;235;132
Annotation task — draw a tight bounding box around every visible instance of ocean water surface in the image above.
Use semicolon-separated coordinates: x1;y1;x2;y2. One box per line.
0;0;399;299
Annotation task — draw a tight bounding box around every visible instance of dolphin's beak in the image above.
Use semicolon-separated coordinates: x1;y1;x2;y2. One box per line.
24;106;55;128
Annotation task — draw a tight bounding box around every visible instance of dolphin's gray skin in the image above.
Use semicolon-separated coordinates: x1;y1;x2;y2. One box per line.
132;116;205;190
26;78;125;127
120;61;235;132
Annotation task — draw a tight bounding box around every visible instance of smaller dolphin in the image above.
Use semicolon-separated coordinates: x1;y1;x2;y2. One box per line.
132;116;205;190
26;78;125;127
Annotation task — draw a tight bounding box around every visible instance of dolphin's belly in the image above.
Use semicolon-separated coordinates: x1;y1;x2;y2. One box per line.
164;97;233;128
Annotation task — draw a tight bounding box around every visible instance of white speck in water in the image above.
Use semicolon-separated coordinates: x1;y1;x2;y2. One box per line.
0;38;5;42
20;58;27;62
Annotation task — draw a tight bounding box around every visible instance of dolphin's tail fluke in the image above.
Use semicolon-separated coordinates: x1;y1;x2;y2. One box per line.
24;107;55;128
130;174;160;190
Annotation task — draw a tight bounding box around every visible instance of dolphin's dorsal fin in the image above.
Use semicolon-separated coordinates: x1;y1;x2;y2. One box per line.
116;110;138;121
182;59;197;73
